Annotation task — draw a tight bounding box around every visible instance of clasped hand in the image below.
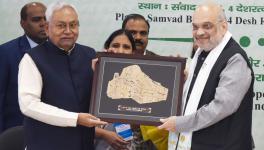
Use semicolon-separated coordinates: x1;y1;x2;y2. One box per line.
77;113;107;127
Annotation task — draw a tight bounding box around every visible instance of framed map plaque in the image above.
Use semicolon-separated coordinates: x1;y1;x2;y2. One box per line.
90;52;186;125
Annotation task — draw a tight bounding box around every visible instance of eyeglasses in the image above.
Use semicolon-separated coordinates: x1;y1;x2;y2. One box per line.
54;21;79;31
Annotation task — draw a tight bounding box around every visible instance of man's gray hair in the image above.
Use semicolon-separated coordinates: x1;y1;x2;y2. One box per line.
196;1;227;22
218;6;227;22
45;1;78;22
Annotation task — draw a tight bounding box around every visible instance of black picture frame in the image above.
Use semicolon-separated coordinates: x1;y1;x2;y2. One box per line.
90;52;186;125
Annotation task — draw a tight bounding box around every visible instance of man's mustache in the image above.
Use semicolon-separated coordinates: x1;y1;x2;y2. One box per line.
135;40;144;45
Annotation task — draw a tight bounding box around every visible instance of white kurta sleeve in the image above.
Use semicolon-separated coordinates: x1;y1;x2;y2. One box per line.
18;54;78;127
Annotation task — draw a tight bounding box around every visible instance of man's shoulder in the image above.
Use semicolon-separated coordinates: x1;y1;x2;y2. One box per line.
145;50;158;56
0;36;25;50
76;43;95;51
224;38;248;57
219;38;252;70
75;43;96;57
0;36;27;57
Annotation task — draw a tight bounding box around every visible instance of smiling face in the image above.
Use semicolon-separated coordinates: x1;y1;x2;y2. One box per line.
46;6;79;51
108;34;133;54
192;4;227;51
